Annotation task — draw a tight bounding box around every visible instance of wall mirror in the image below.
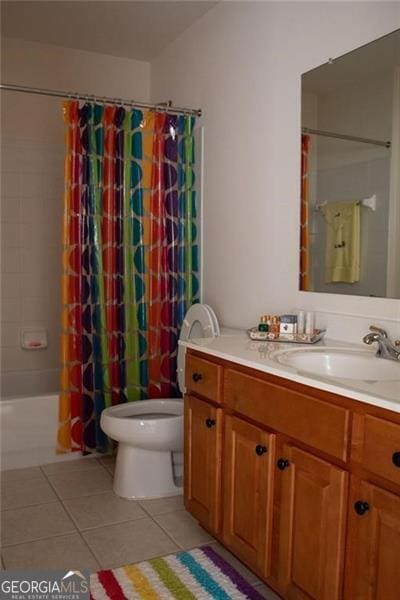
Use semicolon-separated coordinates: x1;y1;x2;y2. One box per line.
300;29;400;299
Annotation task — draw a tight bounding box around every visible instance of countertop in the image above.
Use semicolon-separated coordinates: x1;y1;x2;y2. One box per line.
180;330;400;413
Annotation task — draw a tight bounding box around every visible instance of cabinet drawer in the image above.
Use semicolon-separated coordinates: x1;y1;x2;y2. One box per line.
352;414;400;486
185;354;222;403
224;369;350;461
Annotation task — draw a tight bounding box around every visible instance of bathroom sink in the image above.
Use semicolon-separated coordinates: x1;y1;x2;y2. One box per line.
271;347;400;381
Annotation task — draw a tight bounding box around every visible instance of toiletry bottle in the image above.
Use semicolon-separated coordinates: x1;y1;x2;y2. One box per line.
270;316;280;337
258;316;268;332
275;316;281;337
297;310;305;335
305;311;315;335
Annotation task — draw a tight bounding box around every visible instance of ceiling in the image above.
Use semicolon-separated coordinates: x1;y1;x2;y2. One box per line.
1;1;217;61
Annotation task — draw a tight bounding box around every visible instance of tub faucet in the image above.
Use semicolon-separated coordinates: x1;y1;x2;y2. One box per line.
363;326;400;361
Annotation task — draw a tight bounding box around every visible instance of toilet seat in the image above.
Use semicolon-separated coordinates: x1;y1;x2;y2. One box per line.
202;304;221;337
179;303;220;341
101;399;183;449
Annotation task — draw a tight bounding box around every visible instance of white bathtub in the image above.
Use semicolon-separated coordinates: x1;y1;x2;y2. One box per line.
0;393;85;470
0;394;182;475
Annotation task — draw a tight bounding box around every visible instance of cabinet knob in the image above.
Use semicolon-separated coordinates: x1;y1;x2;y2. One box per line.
192;372;203;382
255;444;267;456
354;500;370;516
277;458;290;470
392;452;400;468
205;418;216;428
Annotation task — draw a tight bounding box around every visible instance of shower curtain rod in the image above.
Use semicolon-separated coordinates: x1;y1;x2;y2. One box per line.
0;82;202;117
302;126;391;148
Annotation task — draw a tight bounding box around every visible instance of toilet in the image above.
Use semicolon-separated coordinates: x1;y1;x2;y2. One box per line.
100;304;220;499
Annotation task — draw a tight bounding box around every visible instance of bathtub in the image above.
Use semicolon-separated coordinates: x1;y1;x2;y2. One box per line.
0;394;183;475
0;393;84;470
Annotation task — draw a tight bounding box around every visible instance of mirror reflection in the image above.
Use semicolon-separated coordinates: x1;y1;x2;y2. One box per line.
300;29;400;298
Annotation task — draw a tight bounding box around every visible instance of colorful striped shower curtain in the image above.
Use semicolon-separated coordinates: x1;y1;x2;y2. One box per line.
300;134;310;290
58;102;199;454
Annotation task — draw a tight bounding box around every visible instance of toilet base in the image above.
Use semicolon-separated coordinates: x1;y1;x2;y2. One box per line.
113;443;183;499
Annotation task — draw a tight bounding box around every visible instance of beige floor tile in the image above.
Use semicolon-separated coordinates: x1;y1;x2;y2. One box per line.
208;541;264;586
97;456;115;474
254;582;282;599
47;465;112;499
82;517;179;569
1;502;76;546
1;466;45;484
63;491;147;530
2;533;100;570
154;509;213;549
139;494;184;516
41;457;100;476
1;477;57;510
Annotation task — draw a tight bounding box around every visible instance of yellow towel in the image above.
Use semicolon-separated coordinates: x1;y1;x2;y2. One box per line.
322;201;360;283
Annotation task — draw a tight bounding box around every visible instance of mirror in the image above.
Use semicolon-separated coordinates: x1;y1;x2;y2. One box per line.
300;29;400;299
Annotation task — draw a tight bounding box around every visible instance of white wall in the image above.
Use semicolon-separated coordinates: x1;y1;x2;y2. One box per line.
1;37;150;140
1;38;150;396
151;1;400;341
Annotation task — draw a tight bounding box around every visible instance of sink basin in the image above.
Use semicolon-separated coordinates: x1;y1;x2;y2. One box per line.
272;347;400;381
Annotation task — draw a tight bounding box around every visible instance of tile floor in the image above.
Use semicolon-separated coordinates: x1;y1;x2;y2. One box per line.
1;457;279;599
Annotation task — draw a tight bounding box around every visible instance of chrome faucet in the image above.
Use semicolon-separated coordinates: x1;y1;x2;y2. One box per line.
363;326;400;361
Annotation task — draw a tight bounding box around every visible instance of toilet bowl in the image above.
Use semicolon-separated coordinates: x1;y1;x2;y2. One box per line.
100;304;220;499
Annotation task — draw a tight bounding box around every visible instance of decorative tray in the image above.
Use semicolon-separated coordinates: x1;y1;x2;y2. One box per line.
247;327;326;344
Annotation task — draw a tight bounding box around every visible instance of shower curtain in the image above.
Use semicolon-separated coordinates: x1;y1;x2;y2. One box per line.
300;134;310;290
58;101;199;454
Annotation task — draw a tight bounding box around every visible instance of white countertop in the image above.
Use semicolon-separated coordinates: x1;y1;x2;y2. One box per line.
180;330;400;414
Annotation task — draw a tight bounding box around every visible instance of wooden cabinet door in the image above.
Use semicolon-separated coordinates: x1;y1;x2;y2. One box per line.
223;415;275;576
345;479;400;600
275;444;348;600
184;395;222;534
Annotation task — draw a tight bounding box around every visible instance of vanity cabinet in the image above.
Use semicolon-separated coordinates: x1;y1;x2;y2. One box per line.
184;394;222;534
346;413;400;600
223;415;275;575
275;444;348;600
184;349;400;600
345;478;400;600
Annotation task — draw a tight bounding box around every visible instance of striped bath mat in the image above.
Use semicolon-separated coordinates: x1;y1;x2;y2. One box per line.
90;545;265;599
